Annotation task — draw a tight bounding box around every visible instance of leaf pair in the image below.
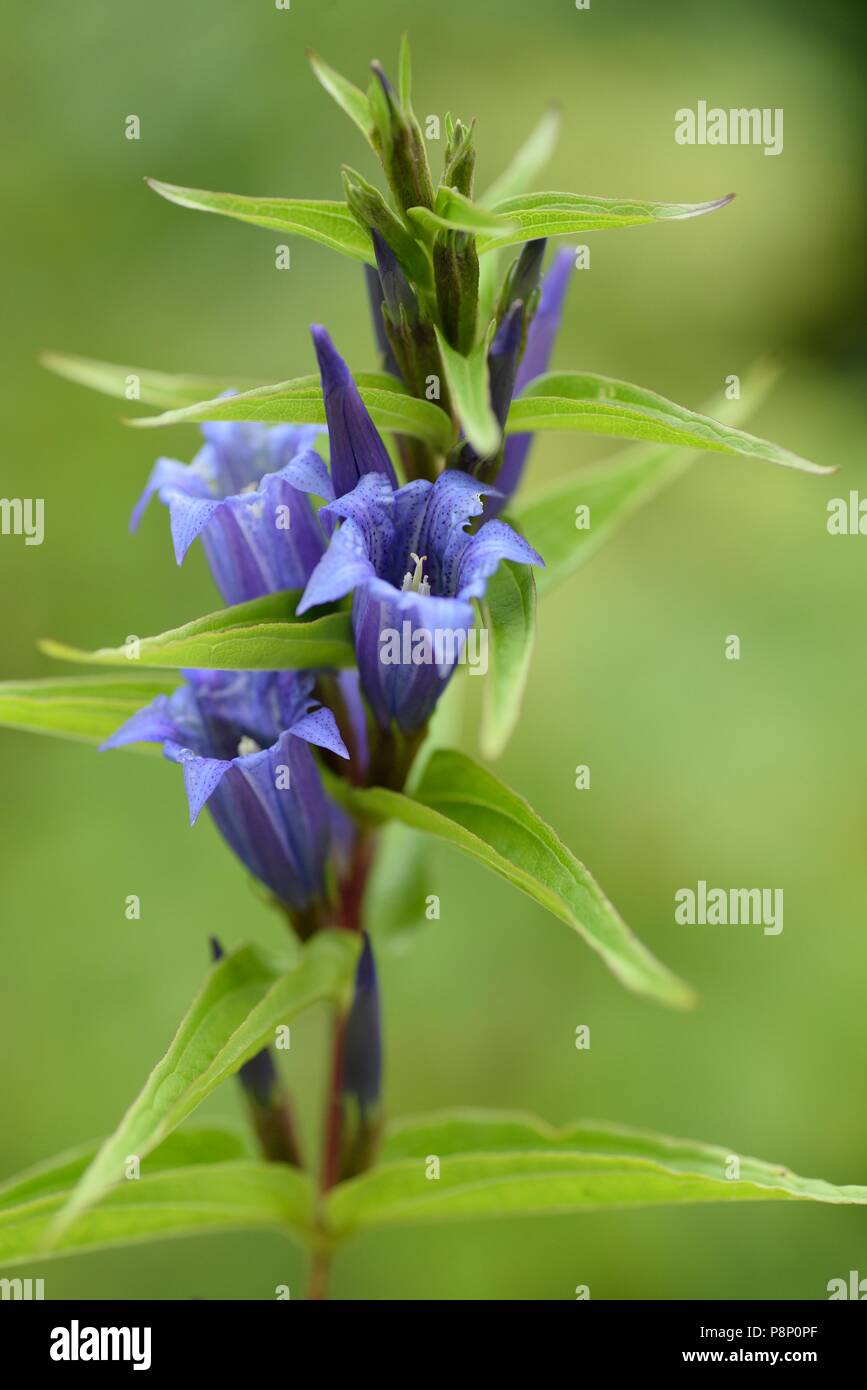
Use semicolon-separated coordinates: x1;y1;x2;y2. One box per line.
4;1108;866;1269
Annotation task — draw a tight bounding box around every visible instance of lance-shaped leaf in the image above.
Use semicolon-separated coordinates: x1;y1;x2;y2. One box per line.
477;190;734;253
435;329;500;458
479;107;562;208
307;50;375;147
409;189;517;239
146;179;375;264
478;560;537;760
514;364;783;602
326;1109;867;1236
506;370;831;474
0;1126;246;1217
1;1160;313;1268
45;932;358;1247
0;675;180;748
325;749;693;1009
129;372;455;450
40;353;257;412
40;590;356;672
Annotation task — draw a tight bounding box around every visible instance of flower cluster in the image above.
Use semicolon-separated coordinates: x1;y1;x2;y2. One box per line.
98;41;584;1182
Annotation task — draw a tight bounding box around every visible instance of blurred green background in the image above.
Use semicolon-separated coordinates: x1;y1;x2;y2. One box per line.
3;0;866;1299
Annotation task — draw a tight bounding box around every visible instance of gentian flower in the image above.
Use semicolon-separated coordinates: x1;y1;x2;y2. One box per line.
130;419;328;605
102;670;350;927
296;465;543;735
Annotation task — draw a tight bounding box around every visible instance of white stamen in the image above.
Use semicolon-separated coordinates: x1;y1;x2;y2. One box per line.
237;735;262;758
401;552;430;595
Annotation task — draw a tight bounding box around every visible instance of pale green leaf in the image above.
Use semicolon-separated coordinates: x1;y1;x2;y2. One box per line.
0;1126;247;1215
327;1109;867;1235
434;329;500;458
128;372;455;451
477;190;734;253
146;179;375;263
479;107;562;208
514;366;782;602
46;932;359;1245
307;50;374;145
40;590;356;672
325;749;693;1008
0;1161;312;1268
0;675;180;748
478;560;537;760
41;353;257;411
507;370;832;474
410;188;517;238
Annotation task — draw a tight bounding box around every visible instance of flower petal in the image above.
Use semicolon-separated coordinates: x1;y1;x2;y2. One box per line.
456;519;544;601
296;517;376;613
310;324;398;497
288;705;350;760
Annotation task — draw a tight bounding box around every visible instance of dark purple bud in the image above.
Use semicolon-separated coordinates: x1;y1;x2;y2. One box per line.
341;933;382;1117
372;228;419;326
364;264;400;377
310;324;398;498
209;936;278;1108
488;300;525;431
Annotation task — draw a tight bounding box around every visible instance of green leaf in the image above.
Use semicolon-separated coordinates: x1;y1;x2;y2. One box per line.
478;560;537;760
514;366;782;602
325;749;693;1009
40;590;356;672
0;1161;312;1268
479;107;562;208
307;50;374;146
326;1109;867;1236
46;931;359;1246
507;370;832;474
128;372;455;451
477;190;734;253
434;329;500;458
0;1125;247;1215
146;179;375;264
410;188;517;238
0;675;179;748
41;353;257;411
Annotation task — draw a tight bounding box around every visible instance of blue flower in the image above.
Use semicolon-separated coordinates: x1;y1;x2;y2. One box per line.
102;670;350;923
130;419;328;606
296;467;542;734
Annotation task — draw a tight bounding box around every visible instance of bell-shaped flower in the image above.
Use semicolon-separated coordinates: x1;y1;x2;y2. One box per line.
130;419;328;605
296;468;542;734
102;670;350;923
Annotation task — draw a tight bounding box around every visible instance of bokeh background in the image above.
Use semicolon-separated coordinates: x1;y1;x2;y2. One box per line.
2;0;866;1299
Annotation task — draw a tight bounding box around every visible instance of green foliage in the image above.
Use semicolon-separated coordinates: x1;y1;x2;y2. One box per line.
45;933;358;1244
326;749;694;1008
0;675;179;748
507;371;830;473
146;180;375;263
478;560;537;759
40;591;356;672
477;191;735;253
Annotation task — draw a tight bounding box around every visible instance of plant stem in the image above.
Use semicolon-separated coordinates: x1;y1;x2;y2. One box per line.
306;1246;332;1301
